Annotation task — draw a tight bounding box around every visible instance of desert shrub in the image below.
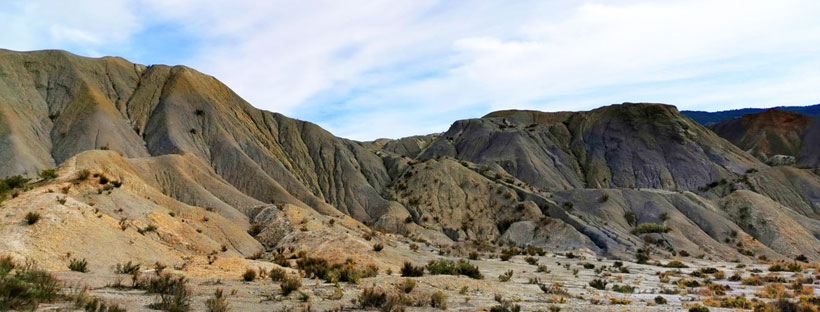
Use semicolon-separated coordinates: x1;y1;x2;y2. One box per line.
296;256;330;279
242;269;256;282
401;262;424;277
273;253;289;268
0;256;61;310
598;194;609;203
489;300;522;312
115;261;140;275
280;275;301;296
431;290;447;309
146;274;191;312
77;169;91;181
205;289;230;312
2;175;30;190
500;253;512;261
269;268;286;282
398;278;416;293
688;305;710;312
636;250;650;264
71;287;127;312
624;211;637;226
539;282;568;296
582;263;594;269
589;278;607;290
524;256;538;265
425;259;482;279
612;284;635;293
664;260;688;268
610;297;631;305
654;296;667;304
468;251;480;260
632;223;669;234
373;243;384;252
498;270;513;282
25;212;41;225
795;254;808;263
537;265;550;273
39;169;58;181
69;258;89;273
358;287;387;308
99;175;109;185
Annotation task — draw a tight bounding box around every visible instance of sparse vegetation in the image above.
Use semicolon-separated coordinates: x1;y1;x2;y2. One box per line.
145;274;192;312
242;269;256;282
115;261;140;275
632;223;669;234
25;212;41;225
39;168;58;181
397;278;416;293
401;261;424;277
425;259;483;279
431;290;447;309
498;270;513;282
279;275;301;296
588;278;607;290
373;243;384;252
205;289;230;312
0;256;61;310
69;258;89;273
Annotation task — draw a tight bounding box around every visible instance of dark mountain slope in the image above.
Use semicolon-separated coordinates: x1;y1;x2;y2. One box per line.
420;103;763;192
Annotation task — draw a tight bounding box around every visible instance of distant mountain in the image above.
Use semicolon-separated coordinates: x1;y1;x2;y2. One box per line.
682;104;820;125
709;109;812;161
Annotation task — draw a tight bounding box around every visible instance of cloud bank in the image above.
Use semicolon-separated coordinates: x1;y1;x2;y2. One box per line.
2;0;819;139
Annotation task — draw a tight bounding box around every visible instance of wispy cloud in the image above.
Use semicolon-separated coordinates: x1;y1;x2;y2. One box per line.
2;0;819;140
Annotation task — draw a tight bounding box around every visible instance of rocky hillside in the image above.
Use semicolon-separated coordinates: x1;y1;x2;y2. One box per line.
3;49;820;274
709;109;812;164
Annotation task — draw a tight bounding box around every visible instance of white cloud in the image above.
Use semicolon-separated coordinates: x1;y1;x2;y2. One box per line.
2;0;820;139
0;0;141;55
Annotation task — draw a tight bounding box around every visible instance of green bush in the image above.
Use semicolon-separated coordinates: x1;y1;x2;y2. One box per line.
632;223;669;234
664;260;688;268
0;256;61;310
425;259;483;279
611;284;635;293
39;169;58;181
688;305;710;312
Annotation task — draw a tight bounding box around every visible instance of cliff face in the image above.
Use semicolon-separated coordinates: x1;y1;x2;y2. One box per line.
4;49;820;265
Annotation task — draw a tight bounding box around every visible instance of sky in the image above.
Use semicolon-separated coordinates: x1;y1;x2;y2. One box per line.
2;0;820;140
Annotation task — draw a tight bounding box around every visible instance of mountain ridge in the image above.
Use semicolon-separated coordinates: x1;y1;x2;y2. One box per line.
3;48;820;272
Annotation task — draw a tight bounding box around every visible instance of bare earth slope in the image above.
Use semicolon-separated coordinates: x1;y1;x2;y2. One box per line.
4;49;820;273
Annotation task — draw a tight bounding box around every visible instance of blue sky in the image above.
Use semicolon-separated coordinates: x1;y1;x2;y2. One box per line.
2;0;820;140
